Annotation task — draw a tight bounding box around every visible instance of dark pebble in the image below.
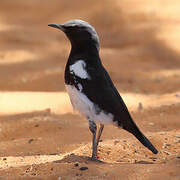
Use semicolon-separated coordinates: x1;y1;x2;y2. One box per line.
79;166;88;171
3;158;7;161
28;139;34;144
74;162;79;167
114;140;119;145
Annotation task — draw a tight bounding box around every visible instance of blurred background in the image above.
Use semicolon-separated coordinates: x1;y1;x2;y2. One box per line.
0;0;180;92
0;1;180;178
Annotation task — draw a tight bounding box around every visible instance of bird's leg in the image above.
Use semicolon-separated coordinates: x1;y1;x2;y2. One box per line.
88;120;97;160
96;124;104;147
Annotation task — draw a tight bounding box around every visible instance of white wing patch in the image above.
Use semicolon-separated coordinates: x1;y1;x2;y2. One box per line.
70;60;91;79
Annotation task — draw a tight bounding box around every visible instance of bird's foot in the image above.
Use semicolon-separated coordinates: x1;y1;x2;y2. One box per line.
90;155;102;162
91;155;97;161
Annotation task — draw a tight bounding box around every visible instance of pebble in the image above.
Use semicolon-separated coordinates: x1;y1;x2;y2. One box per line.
138;102;143;111
149;122;154;126
134;149;138;153
74;162;79;167
79;166;88;171
28;139;34;144
114;140;119;145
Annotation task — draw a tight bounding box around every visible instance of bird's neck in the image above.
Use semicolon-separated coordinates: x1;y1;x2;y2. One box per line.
68;42;100;63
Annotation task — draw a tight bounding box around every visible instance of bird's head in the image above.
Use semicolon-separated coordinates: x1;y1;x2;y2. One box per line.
48;19;100;51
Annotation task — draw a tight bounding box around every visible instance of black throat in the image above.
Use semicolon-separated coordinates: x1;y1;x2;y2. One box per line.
68;39;100;64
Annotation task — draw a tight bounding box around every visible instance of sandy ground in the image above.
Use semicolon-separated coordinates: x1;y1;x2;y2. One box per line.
0;0;180;179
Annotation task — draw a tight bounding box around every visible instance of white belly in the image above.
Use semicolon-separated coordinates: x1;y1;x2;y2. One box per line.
65;85;114;124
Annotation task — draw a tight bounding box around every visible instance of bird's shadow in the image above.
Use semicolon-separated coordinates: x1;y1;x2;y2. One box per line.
53;153;105;164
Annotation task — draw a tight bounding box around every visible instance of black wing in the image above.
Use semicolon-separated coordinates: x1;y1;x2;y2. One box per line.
80;62;158;154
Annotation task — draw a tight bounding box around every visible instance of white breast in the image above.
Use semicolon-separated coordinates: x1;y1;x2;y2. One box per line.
65;85;114;125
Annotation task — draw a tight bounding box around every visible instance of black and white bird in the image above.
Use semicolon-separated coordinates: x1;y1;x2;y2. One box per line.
48;20;158;160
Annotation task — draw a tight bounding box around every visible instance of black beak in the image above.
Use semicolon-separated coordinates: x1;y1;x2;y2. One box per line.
48;24;65;31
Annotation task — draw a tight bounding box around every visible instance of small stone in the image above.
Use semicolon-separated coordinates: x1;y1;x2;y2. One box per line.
28;139;34;144
79;166;88;171
114;140;119;145
134;149;138;153
34;124;39;127
58;177;61;180
138;102;143;111
74;162;79;167
175;135;180;138
3;158;7;161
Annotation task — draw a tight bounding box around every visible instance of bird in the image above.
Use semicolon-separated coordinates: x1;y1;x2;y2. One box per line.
48;19;158;160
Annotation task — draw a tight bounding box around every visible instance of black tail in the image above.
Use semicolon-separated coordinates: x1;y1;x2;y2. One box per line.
131;128;158;154
123;119;158;154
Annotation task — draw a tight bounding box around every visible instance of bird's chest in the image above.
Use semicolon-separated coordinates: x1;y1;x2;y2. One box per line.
65;84;94;117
